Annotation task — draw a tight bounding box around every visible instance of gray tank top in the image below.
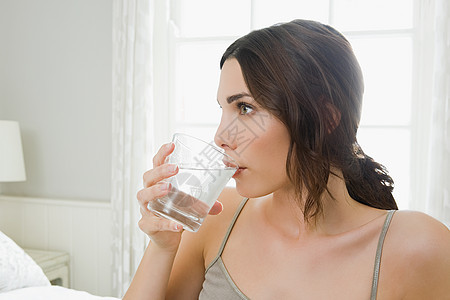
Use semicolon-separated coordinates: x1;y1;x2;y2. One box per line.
198;198;395;300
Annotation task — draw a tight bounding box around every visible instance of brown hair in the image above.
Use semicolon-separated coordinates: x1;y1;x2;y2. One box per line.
220;19;397;221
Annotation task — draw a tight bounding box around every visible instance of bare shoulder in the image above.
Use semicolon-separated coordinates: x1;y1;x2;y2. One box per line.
384;210;450;298
389;210;449;250
176;187;246;265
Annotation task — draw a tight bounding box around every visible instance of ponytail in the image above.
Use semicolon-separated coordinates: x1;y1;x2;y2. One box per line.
342;143;398;210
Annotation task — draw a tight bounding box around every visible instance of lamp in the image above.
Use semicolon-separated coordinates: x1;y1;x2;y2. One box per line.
0;120;26;182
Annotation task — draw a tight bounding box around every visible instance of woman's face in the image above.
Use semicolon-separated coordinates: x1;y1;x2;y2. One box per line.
214;58;292;198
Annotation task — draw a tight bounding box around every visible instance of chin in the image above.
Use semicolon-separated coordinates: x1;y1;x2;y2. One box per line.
235;180;274;199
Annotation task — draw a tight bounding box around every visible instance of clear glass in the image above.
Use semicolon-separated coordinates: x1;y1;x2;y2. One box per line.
332;0;413;31
252;0;329;29
349;36;413;126
173;127;237;189
147;133;239;232
173;125;217;145
357;127;411;209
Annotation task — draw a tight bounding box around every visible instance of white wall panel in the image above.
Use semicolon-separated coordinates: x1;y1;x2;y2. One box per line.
0;196;114;297
23;203;48;249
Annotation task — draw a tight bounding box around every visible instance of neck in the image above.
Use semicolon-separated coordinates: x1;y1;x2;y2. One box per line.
263;169;382;238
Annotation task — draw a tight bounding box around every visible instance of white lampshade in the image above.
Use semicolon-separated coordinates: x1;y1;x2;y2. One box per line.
0;120;26;182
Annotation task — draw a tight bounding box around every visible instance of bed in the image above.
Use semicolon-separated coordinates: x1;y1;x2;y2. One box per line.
0;230;119;299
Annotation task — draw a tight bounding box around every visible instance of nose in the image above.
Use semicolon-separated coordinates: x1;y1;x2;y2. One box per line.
214;115;237;151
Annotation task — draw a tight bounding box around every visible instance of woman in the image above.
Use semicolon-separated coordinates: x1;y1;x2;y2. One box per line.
124;20;450;299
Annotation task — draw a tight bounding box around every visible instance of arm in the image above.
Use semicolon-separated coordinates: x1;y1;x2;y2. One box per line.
124;187;240;299
123;143;226;300
123;241;180;300
123;214;215;300
122;142;184;300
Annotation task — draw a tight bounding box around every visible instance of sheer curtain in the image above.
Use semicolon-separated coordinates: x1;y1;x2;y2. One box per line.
425;0;450;226
111;0;154;297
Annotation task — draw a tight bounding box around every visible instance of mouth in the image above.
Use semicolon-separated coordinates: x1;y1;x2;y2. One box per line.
223;157;239;169
233;167;246;178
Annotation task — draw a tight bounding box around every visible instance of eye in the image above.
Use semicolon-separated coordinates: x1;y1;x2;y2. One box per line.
237;102;254;115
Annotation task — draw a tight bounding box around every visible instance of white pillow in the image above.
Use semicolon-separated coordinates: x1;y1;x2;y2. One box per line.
0;231;50;293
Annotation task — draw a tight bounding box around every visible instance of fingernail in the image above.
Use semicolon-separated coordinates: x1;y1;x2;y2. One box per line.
165;142;173;150
168;164;178;173
159;183;169;191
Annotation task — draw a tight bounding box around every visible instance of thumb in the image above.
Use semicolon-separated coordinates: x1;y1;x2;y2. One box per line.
208;201;223;215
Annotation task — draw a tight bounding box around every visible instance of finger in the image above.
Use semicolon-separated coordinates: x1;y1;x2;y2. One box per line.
208;201;223;215
143;164;178;188
138;214;183;233
137;182;171;209
140;205;156;218
140;206;147;216
152;142;175;167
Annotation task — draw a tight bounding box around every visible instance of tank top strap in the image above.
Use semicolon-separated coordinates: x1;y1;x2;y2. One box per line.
205;197;249;273
217;197;249;256
370;209;396;300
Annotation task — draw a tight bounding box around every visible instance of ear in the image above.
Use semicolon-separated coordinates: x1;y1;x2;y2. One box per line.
324;102;341;134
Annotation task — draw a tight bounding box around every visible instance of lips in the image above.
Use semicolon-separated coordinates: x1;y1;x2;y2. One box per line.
223;156;240;169
233;167;246;178
223;161;237;168
222;154;245;176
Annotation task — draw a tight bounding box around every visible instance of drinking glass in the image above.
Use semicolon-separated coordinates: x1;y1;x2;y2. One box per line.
148;133;239;232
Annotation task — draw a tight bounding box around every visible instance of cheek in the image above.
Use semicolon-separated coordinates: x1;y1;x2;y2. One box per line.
255;118;290;173
255;135;289;179
235;123;291;197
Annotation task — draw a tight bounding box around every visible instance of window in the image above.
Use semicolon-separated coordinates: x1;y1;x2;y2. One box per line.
153;0;428;209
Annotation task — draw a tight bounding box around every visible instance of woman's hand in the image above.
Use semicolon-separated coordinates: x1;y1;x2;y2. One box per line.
136;142;223;252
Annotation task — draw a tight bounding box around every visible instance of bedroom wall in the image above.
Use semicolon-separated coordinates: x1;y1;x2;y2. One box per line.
0;0;112;201
0;0;114;296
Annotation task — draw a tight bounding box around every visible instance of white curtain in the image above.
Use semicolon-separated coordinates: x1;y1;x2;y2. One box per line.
111;0;154;297
425;0;450;226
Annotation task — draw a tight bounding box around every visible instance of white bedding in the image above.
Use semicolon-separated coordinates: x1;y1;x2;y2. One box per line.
0;231;50;292
0;230;120;299
0;286;119;299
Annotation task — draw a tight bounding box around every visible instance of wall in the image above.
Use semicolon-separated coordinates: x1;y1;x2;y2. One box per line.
0;0;114;296
0;0;112;201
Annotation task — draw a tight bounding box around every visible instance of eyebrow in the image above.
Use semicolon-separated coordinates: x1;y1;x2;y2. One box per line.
217;92;253;105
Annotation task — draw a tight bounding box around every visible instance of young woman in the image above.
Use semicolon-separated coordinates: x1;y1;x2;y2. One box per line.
124;19;450;299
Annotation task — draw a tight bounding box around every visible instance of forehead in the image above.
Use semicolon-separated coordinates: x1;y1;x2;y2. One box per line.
217;58;250;100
